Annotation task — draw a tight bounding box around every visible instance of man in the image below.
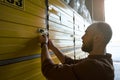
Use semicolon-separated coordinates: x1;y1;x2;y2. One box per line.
39;22;114;80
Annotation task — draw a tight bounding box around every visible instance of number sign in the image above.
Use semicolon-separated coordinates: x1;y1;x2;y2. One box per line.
0;0;23;8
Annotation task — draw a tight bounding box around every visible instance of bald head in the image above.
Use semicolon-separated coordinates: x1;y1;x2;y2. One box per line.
82;22;112;53
88;22;112;44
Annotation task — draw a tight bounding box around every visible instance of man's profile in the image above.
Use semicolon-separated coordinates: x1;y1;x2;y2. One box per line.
39;22;114;80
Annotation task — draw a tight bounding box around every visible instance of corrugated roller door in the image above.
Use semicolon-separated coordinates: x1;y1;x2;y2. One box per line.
0;0;46;80
48;0;75;60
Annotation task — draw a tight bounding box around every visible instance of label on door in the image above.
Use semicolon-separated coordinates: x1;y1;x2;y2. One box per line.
0;0;24;9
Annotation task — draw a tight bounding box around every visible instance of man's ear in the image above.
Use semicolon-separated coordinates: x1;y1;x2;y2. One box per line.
94;34;104;43
94;35;98;39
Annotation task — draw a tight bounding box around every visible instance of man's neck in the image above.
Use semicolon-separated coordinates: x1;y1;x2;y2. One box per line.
89;49;106;55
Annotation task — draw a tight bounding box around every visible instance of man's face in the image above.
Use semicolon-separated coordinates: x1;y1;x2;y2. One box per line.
81;27;94;53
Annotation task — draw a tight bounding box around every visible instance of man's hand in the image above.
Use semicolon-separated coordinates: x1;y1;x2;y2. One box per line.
39;35;48;43
38;35;48;48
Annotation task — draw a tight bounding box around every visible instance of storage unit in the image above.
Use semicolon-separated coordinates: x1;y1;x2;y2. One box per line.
0;0;90;80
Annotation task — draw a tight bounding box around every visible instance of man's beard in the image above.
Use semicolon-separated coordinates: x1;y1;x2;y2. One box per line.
81;43;93;53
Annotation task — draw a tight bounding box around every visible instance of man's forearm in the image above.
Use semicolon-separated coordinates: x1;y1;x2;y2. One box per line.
50;46;65;63
41;44;53;64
